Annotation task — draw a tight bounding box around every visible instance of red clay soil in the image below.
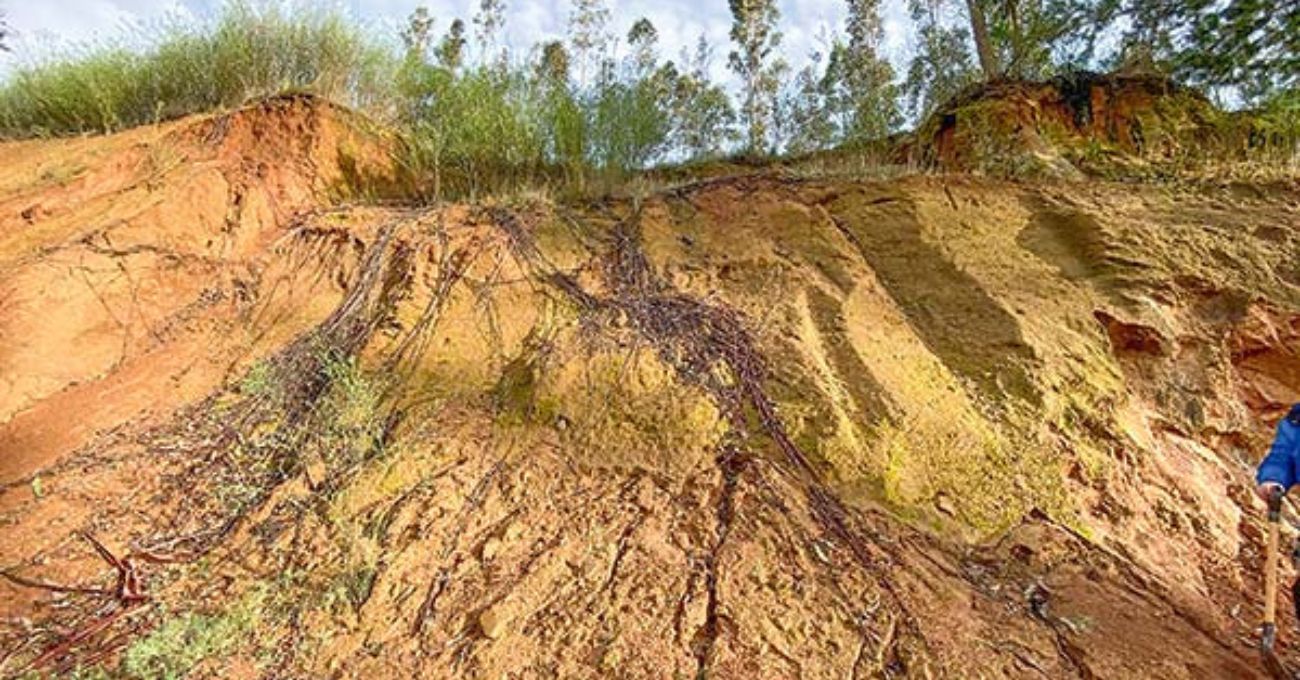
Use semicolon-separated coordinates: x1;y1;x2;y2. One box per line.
0;95;395;485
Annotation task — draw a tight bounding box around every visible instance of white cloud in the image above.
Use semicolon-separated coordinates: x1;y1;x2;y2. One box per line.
3;0;135;50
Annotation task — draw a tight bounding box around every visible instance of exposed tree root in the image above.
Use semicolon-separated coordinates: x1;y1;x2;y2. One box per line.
414;459;505;636
487;206;936;671
0;211;463;673
0;533;167;675
692;445;745;679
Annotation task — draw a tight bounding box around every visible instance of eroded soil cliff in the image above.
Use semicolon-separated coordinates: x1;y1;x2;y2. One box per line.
1;97;1299;678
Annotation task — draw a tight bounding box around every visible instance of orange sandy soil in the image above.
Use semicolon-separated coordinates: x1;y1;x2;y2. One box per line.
1;97;1299;678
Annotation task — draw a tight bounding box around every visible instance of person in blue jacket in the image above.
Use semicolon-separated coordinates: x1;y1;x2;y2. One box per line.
1257;405;1300;500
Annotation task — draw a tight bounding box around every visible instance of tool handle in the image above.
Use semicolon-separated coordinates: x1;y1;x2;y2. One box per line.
1265;487;1284;633
1267;517;1281;625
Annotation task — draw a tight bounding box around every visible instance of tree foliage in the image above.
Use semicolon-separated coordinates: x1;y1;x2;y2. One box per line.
400;6;435;59
781;57;838;154
903;0;979;117
1079;0;1299;100
831;0;901;142
627;18;659;77
945;0;1101;81
671;36;738;159
728;0;787;154
0;10;11;53
472;0;506;64
436;19;467;72
568;0;612;84
782;0;901;152
1175;0;1299;99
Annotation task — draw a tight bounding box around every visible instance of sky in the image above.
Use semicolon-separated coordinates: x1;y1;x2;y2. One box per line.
0;0;917;85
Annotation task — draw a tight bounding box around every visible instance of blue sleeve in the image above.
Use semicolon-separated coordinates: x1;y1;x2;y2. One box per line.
1258;418;1300;488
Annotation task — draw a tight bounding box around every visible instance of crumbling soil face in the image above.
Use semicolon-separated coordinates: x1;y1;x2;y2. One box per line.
0;95;396;484
1;104;1300;678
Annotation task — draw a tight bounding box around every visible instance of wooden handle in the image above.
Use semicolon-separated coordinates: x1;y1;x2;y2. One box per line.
1267;517;1281;626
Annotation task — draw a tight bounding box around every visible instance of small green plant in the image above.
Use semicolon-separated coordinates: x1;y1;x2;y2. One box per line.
238;359;276;398
212;473;265;513
121;588;266;679
316;349;386;468
331;562;378;612
68;667;113;680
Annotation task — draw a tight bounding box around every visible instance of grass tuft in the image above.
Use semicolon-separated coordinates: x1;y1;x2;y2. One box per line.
0;1;394;138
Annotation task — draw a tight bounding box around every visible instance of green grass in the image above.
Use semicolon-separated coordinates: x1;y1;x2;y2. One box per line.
237;359;276;398
0;2;707;200
0;1;395;137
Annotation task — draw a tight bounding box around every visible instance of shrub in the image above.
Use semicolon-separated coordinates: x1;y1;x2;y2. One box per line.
587;74;671;174
1253;89;1300;165
399;62;548;200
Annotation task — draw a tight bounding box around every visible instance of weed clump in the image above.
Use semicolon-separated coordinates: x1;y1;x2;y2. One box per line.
316;349;388;469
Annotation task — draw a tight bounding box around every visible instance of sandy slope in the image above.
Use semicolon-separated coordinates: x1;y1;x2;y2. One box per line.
1;97;1298;678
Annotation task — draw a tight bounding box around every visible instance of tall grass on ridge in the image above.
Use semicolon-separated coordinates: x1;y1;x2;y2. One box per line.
0;2;394;138
3;1;1287;197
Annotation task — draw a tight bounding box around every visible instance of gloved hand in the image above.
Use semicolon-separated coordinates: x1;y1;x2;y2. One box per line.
1258;482;1286;502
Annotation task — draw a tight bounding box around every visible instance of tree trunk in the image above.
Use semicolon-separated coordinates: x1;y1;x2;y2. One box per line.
965;0;1000;79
